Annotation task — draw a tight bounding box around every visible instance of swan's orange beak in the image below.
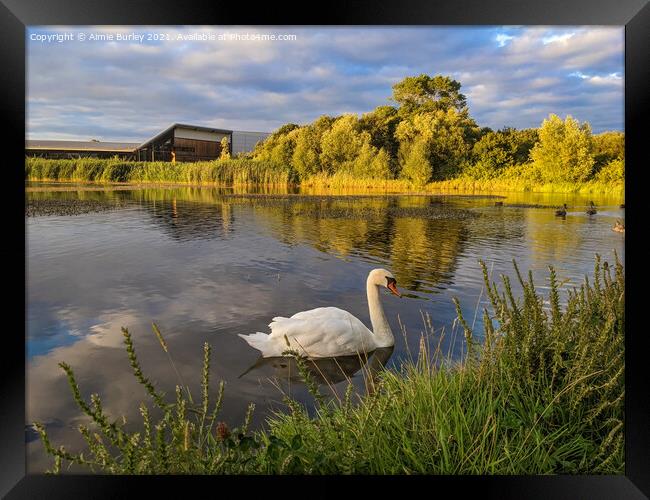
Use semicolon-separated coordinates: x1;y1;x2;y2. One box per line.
387;282;401;297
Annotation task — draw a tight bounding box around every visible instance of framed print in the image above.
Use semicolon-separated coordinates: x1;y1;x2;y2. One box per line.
2;0;648;497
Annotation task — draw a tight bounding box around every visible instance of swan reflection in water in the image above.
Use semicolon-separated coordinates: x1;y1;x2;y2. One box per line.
239;346;395;388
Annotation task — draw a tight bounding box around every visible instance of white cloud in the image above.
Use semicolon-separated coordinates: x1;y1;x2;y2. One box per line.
569;71;589;79
588;73;623;86
26;26;625;138
496;34;515;47
569;70;623;86
542;33;575;45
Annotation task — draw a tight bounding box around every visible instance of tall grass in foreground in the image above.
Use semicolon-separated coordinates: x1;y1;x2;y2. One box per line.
25;157;291;186
34;255;624;474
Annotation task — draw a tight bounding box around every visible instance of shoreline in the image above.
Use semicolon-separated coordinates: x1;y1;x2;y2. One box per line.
25;177;624;198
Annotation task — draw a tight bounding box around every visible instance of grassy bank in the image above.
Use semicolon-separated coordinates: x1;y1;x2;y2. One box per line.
301;172;624;196
25;157;292;186
34;255;624;474
425;176;624;196
26;158;623;195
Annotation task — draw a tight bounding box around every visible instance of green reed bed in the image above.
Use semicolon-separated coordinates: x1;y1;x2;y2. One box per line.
25;157;292;186
288;172;624;196
27;158;623;196
426;176;625;196
34;255;624;474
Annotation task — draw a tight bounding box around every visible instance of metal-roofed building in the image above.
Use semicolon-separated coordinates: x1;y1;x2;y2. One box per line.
135;123;233;162
26;123;272;162
25;140;140;160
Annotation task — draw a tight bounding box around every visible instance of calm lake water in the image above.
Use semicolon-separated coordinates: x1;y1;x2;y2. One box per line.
25;183;624;472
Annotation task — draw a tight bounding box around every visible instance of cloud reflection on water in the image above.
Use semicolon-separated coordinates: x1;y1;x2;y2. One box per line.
26;187;624;472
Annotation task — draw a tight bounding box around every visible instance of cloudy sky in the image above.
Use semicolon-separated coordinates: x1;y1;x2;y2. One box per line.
26;26;624;142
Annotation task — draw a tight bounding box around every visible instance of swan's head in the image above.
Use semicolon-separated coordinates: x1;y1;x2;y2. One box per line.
368;268;401;297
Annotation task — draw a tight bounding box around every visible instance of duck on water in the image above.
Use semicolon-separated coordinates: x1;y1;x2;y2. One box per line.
586;201;597;215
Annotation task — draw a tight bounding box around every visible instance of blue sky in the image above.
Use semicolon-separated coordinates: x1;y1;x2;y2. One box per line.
26;26;624;141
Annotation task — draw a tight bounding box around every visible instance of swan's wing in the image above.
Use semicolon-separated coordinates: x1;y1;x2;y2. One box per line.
267;308;373;358
287;307;357;322
279;307;368;336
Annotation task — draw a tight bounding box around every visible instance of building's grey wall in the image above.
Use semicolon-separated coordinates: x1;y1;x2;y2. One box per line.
231;131;271;155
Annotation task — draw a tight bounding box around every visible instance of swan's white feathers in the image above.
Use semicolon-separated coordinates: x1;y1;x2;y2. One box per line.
280;307;355;324
259;307;372;358
238;270;398;358
237;332;272;355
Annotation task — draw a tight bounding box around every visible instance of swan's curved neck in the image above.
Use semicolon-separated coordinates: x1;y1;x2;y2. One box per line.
367;278;394;348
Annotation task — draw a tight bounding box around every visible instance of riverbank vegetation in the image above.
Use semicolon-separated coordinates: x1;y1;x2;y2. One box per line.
34;255;624;474
26;74;624;195
249;74;624;193
25;157;291;186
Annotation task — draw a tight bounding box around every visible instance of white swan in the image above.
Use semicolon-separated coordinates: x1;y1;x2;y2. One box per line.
238;269;401;358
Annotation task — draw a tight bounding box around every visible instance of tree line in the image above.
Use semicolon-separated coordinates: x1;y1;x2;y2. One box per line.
250;74;624;186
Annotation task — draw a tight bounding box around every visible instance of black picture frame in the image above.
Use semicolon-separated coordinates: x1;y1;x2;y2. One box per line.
3;1;648;497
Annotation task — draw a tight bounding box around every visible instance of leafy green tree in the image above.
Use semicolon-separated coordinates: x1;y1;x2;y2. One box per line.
593;131;624;170
472;131;512;175
511;128;539;164
270;133;298;167
319;115;367;173
351;141;376;177
292;126;321;178
595;158;624;183
251;77;605;188
254;123;297;151
368;148;392;179
311;115;336;135
288;116;337;179
392;74;466;115
252;123;300;163
359;105;401;172
275;123;300;135
530;114;595;182
396;109;478;181
477;126;494;138
349;142;392;179
400;139;432;185
468;127;539;178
